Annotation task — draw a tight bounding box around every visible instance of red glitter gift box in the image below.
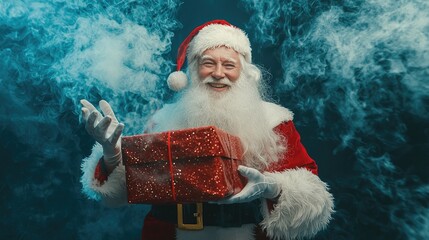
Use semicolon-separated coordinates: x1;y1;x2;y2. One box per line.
122;126;245;204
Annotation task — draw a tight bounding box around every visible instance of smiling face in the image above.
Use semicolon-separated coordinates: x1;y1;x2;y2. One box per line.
172;46;282;169
197;46;242;92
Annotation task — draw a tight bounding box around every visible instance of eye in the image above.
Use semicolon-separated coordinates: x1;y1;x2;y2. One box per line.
201;61;215;67
224;63;236;69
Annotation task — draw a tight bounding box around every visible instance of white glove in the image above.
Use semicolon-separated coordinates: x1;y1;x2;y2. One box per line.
81;99;124;173
218;165;280;204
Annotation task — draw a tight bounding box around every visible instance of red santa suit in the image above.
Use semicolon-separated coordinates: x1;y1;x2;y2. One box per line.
81;101;334;240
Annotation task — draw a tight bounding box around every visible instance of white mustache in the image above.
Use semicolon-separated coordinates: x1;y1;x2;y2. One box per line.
201;77;232;86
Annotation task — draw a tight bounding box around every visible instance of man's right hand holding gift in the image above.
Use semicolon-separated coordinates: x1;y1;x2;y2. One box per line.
81;99;124;174
217;165;281;204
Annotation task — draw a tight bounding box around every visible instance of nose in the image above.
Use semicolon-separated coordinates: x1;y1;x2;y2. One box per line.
211;63;225;80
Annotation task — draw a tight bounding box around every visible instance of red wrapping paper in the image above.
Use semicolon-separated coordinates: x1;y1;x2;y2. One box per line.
122;126;245;204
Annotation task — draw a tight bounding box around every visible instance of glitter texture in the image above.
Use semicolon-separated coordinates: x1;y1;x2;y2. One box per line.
122;126;245;204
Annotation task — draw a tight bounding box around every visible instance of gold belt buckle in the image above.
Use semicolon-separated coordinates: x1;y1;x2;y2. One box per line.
177;203;203;230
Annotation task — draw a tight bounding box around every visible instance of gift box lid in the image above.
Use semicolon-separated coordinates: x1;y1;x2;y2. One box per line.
122;126;243;165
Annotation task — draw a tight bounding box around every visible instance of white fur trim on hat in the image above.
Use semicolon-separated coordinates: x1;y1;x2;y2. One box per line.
187;24;252;63
167;71;188;91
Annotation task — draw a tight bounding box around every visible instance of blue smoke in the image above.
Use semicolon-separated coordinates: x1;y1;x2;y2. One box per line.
1;0;428;239
1;0;179;239
241;0;429;238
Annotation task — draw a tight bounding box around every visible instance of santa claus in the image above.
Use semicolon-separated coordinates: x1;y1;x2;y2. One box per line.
80;20;334;240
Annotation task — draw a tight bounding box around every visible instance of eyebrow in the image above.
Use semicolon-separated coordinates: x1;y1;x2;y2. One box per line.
200;55;238;64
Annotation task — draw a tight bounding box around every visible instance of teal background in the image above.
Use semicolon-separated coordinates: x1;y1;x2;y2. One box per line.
1;0;428;239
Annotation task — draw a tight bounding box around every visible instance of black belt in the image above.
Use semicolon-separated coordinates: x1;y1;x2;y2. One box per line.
151;200;262;228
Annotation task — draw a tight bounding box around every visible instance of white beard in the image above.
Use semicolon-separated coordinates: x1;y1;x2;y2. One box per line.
155;69;285;169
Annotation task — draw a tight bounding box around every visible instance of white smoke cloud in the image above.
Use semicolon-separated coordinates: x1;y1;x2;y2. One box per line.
0;0;180;238
241;0;429;238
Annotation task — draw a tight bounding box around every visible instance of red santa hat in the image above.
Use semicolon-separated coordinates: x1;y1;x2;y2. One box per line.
167;19;252;91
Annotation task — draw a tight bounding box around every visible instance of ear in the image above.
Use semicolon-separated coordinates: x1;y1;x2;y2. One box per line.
245;63;262;83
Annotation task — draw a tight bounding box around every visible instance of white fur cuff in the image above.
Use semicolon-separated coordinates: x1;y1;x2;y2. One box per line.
260;168;334;240
80;143;128;207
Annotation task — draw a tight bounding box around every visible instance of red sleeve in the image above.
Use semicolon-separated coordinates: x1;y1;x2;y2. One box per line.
94;158;109;184
266;121;318;210
268;121;318;175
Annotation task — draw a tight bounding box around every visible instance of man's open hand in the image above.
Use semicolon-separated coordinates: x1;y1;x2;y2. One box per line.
81;99;124;171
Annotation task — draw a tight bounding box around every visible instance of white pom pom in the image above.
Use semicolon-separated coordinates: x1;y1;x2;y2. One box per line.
167;71;188;91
